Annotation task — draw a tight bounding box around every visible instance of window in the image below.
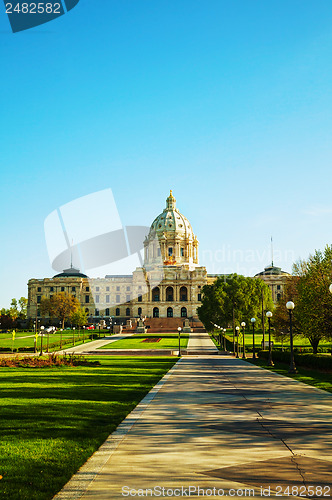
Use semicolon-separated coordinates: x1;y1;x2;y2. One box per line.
168;247;173;256
180;286;188;302
37;287;41;292
181;248;184;257
198;293;202;301
50;286;54;292
105;308;110;316
96;286;100;292
61;287;65;292
138;295;142;302
167;307;173;318
126;286;130;291
116;294;120;303
37;295;41;303
166;286;173;301
106;295;110;303
85;295;90;304
116;286;120;291
277;285;281;290
106;286;110;292
152;287;160;301
96;295;100;303
86;286;90;292
72;286;76;292
116;308;120;316
181;307;187;318
138;307;142;316
126;295;130;302
153;307;159;318
126;308;130;316
95;309;99;316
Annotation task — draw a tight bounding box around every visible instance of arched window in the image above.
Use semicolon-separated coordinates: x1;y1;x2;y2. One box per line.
138;307;142;316
95;309;99;316
166;286;174;302
181;307;187;318
167;307;173;318
105;308;110;316
152;287;160;302
153;307;159;318
116;308;120;316
126;307;130;316
180;286;188;302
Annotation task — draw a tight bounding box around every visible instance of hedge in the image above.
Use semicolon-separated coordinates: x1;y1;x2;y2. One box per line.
258;349;332;370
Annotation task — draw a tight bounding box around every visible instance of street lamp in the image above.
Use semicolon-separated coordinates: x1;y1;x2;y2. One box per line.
235;326;240;358
241;322;246;359
286;301;297;373
223;328;227;351
251;318;256;359
266;311;273;366
177;326;182;356
40;326;45;356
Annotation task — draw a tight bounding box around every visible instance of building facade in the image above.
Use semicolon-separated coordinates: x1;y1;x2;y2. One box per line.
27;192;207;323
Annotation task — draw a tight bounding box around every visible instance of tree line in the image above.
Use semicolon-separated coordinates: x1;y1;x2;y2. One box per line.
198;245;332;353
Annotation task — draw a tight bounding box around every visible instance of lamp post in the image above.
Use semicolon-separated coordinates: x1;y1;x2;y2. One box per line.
233;326;236;356
286;301;297;373
251;318;256;359
177;326;181;356
83;325;86;343
241;321;246;359
73;327;75;346
235;326;240;358
266;311;273;366
40;326;45;356
223;328;227;351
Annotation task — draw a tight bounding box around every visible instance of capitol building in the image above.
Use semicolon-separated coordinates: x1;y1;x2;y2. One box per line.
27;191;288;325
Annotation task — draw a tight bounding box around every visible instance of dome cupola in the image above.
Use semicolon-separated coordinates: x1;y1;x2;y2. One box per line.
144;191;199;270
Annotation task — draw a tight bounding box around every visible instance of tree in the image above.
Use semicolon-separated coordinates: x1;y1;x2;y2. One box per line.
273;276;300;345
70;307;88;328
40;293;80;328
291;245;332;353
198;274;274;332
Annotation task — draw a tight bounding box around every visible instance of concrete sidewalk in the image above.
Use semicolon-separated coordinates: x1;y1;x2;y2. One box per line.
54;356;332;499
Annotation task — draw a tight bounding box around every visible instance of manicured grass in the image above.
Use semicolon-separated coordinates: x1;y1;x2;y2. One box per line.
247;357;332;394
0;330;101;351
0;356;177;500
100;333;189;350
213;329;331;350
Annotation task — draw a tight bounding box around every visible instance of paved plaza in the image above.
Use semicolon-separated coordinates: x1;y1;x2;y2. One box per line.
54;332;332;499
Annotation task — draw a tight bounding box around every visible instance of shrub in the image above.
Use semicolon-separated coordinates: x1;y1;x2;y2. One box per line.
258;350;332;371
0;354;101;368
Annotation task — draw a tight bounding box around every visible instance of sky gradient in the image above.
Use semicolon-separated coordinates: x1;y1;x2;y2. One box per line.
1;1;332;307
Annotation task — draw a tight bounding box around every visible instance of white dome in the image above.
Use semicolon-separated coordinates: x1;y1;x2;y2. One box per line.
148;191;195;241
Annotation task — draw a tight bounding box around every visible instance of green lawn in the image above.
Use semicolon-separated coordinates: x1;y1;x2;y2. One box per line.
247;357;332;394
0;356;176;500
0;330;104;351
99;333;189;349
214;329;331;350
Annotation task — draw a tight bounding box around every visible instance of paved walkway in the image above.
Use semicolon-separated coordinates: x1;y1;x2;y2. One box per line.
54;356;332;499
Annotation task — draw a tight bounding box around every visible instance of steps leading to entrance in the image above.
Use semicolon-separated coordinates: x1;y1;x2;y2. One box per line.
144;317;205;333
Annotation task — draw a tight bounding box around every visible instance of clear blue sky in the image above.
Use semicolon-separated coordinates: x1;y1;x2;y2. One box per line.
1;0;332;307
